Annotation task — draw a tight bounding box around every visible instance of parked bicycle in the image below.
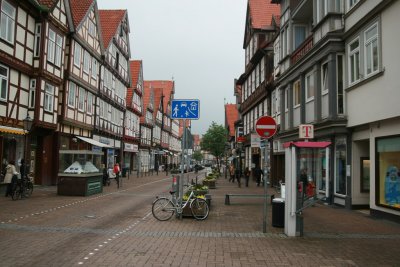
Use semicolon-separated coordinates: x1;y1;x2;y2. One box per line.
152;185;209;221
12;173;33;200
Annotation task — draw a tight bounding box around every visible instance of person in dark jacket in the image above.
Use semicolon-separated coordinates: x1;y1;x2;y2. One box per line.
244;167;251;187
235;167;241;188
254;165;263;187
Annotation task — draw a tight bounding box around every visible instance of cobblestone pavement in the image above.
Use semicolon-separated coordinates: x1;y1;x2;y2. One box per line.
0;171;400;266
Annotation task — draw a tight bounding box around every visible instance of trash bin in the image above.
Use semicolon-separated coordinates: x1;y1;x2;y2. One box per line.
272;197;285;228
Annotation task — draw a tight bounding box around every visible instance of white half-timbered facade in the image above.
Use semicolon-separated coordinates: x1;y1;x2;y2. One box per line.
96;9;131;167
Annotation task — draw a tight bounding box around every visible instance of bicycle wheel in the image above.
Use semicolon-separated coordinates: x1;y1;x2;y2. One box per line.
152;197;175;221
190;198;209;220
12;185;21;201
24;182;33;198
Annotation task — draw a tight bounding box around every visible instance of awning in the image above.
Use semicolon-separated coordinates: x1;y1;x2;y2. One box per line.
76;136;112;148
0;125;26;135
283;141;331;149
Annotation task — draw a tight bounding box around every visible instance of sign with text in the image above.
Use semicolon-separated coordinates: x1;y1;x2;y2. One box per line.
251;133;261;148
171;99;200;120
299;124;314;139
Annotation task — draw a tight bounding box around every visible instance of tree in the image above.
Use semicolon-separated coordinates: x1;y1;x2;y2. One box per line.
192;150;203;162
201;122;227;171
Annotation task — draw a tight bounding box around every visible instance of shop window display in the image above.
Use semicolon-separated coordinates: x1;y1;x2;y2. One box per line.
59;150;102;175
335;136;347;195
377;136;400;209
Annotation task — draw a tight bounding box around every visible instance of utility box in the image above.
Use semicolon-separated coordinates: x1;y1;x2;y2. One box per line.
272;197;285;228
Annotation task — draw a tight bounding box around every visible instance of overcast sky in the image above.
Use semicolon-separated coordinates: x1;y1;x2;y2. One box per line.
97;0;246;135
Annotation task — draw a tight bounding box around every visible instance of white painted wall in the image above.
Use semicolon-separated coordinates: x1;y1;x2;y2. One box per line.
346;1;400;127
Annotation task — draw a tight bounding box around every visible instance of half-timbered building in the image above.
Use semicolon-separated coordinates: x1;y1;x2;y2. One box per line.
96;9;131;169
124;60;143;173
140;81;154;174
235;0;280;184
0;0;70;185
56;0;104;182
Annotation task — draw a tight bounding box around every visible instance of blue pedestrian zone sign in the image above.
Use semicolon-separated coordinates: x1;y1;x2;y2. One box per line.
171;99;200;120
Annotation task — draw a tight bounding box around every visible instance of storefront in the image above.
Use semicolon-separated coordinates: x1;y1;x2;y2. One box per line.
123;142;138;172
93;135;121;168
352;118;400;219
0;127;26;179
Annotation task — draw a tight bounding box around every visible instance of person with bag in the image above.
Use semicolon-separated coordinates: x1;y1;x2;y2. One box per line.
4;160;18;197
113;163;121;188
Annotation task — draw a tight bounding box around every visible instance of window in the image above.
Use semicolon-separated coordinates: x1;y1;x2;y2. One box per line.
293;80;301;107
34;24;41;57
74;42;81;67
83;51;90;73
285;88;289;111
68;82;76;107
29;79;36;108
91;57;97;79
44;83;54;112
47;29;62;67
364;23;379;76
321;62;329;94
294;26;306;49
337;55;344;114
47;30;55;64
348;38;360;84
0;0;15;43
376;136;400;210
348;0;359;11
335;136;347;195
88;20;95;36
0;64;9;101
87;93;93;114
305;71;314;101
78;88;85;111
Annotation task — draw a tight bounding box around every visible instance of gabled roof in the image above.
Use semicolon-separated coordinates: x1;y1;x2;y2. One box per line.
140;82;154;124
248;0;280;30
127;60;142;108
69;0;94;28
130;60;142;91
98;9;126;49
225;104;239;137
144;81;174;118
151;87;163;120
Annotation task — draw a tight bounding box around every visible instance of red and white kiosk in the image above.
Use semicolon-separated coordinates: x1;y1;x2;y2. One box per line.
283;125;331;237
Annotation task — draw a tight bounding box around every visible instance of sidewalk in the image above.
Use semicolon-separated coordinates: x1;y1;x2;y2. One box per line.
1;170;400;237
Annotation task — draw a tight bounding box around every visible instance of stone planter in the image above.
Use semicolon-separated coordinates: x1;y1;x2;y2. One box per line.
203;179;216;189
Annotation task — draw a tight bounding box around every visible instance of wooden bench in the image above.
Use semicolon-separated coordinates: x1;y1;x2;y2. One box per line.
225;194;273;205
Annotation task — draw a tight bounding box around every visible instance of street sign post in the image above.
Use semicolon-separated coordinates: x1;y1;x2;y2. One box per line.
255;116;277;139
254;116;277;233
171;99;200;120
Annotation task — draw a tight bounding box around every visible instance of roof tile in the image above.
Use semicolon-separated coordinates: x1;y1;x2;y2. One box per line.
69;0;94;28
225;104;239;137
249;0;280;29
98;9;126;49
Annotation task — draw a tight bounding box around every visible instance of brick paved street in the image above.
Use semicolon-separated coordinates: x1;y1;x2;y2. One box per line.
0;171;400;266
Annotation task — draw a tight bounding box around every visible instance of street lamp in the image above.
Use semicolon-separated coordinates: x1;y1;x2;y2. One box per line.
23;115;33;175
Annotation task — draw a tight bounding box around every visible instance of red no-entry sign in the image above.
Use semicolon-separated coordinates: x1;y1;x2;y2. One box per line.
255;116;277;139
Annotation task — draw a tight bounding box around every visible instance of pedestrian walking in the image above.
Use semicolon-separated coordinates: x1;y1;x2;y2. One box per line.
113;163;121;188
19;159;27;180
254;165;263;187
244;167;250;187
235;167;241;187
4;160;18;197
229;164;235;182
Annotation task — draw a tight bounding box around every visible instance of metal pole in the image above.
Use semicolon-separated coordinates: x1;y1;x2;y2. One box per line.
262;140;270;233
179;119;186;220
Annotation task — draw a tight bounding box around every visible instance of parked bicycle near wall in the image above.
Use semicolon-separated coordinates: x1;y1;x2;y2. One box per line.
152;185;209;221
12;173;33;200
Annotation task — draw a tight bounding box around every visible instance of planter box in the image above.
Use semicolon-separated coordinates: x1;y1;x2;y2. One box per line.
203;179;216;189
